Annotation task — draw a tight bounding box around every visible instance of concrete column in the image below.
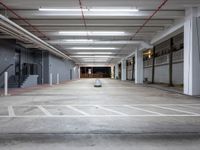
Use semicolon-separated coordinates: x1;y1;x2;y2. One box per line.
56;73;60;84
111;66;114;79
49;73;53;86
4;72;8;96
78;67;81;79
135;49;143;84
184;7;200;95
121;60;126;81
114;64;119;79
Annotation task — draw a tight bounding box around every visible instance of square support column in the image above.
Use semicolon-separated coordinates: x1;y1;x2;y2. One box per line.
78;67;81;79
135;49;143;84
184;7;200;95
111;66;114;79
121;60;127;81
114;64;119;79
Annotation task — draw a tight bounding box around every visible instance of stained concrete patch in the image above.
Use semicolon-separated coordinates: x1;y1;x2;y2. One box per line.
74;106;119;115
104;106;153;115
0;107;8;116
44;106;83;116
163;105;200;114
135;106;190;115
1;79;200;149
13;106;45;116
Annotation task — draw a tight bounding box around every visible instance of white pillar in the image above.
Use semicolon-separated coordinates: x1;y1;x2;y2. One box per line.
49;73;53;86
114;64;119;79
78;67;81;79
135;49;143;84
111;66;114;79
4;72;8;96
184;7;200;95
121;60;127;81
56;73;60;84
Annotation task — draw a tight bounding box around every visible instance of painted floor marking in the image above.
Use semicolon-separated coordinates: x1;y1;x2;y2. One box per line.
124;105;164;116
152;105;200;115
2;104;200;118
95;105;128;116
179;104;200;109
66;105;90;116
37;106;52;116
8;106;15;117
0;114;199;118
10;104;200;107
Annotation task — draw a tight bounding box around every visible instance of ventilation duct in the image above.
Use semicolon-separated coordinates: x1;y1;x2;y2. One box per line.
0;14;70;59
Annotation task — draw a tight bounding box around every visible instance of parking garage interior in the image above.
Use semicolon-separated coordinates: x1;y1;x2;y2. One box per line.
0;0;200;149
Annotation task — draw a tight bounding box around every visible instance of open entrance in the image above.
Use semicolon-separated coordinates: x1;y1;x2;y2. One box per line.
80;67;111;78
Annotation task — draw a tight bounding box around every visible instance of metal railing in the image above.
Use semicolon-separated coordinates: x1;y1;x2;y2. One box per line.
0;64;13;77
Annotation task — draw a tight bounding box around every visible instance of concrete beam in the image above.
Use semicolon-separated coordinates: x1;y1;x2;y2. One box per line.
151;19;184;45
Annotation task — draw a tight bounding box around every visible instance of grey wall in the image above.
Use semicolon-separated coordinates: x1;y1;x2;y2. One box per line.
127;65;133;80
43;52;49;84
0;39;16;87
0;38;79;87
172;62;183;85
48;54;78;84
144;67;152;82
154;65;169;83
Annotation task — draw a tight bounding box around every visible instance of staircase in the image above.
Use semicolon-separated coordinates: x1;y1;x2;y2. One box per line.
21;75;38;88
8;75;20;88
2;75;39;88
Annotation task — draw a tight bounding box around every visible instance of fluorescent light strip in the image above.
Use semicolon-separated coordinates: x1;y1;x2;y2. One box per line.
64;39;94;43
70;47;117;50
76;52;113;55
49;40;141;45
71;55;113;58
39;8;88;11
39;8;139;12
81;58;109;60
90;8;139;12
59;31;126;36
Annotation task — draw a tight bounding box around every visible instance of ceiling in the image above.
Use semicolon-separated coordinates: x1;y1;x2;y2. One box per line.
0;0;200;66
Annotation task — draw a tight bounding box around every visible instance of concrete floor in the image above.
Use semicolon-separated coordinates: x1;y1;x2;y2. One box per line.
0;79;200;149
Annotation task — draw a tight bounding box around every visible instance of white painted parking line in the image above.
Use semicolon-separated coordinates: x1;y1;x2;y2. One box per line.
66;105;90;116
37;106;52;116
10;104;200;107
3;104;200;118
8;106;15;117
0;114;199;118
124;105;164;116
179;104;200;109
95;105;128;116
152;105;200;115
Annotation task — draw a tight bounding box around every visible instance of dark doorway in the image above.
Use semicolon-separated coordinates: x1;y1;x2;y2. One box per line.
118;63;121;80
70;69;73;80
15;49;21;87
22;63;38;76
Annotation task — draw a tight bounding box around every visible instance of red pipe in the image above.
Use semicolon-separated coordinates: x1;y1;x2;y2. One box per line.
78;0;87;30
0;1;49;39
131;0;169;40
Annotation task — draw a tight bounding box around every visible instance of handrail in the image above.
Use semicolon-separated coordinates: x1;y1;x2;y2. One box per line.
0;64;14;76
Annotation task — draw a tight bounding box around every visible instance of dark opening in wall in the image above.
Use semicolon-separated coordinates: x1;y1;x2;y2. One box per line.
80;67;111;78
